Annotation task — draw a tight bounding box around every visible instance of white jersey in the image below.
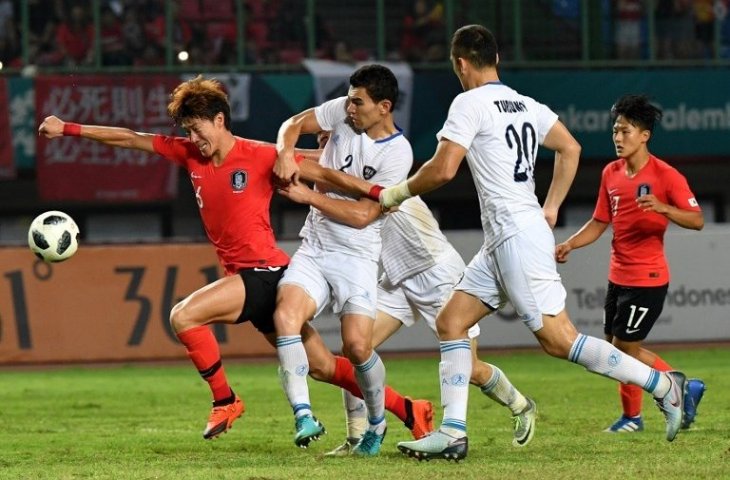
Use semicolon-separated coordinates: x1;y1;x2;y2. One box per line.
380;196;458;285
437;82;559;253
299;96;413;261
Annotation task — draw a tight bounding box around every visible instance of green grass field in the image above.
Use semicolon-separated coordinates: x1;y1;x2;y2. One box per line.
1;347;727;480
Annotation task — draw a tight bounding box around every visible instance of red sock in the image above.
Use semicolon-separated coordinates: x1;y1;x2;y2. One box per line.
177;325;232;402
652;356;673;372
383;386;408;422
618;354;673;418
619;383;643;418
331;355;408;422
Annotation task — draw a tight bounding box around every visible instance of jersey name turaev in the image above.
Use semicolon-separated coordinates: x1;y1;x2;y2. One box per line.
493;99;528;113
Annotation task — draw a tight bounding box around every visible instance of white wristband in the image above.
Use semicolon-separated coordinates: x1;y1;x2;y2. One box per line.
380;181;412;208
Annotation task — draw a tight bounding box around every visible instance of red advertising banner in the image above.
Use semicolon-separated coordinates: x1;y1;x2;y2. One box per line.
0;78;15;180
35;75;181;202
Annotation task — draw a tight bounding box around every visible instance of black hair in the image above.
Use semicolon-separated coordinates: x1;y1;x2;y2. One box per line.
611;94;663;133
451;24;498;68
349;64;399;111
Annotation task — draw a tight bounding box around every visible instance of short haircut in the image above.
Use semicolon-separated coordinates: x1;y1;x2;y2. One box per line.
167;75;231;130
611;94;663;133
349;64;399;111
451;24;498;69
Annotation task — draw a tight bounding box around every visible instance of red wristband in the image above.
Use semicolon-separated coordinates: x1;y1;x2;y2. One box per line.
63;123;81;136
367;185;384;201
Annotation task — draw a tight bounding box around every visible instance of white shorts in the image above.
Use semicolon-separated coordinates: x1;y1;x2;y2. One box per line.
378;251;480;339
455;221;566;332
280;241;378;319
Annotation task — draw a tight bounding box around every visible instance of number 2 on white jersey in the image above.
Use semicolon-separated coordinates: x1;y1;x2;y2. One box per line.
505;122;537;182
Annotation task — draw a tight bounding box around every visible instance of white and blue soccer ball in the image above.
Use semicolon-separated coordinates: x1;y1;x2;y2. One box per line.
27;211;80;262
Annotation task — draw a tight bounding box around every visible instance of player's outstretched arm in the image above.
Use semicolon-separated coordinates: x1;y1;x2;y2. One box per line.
278;182;381;229
38;115;156;153
299;159;375;198
380;139;466;208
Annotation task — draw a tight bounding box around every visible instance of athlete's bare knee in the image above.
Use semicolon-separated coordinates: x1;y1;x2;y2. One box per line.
436;315;467;340
273;306;304;335
343;341;372;366
170;301;198;333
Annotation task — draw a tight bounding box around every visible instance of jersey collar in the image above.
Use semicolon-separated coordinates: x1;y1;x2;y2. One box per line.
374;125;404;144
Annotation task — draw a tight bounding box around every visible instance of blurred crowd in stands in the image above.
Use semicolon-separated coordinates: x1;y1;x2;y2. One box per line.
614;0;725;60
0;0;728;70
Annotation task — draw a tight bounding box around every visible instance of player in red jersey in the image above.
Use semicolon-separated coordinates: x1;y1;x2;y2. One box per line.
555;94;705;433
38;75;432;442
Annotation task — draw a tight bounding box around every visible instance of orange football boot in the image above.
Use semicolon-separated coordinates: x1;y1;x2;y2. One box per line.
203;395;245;439
404;397;434;439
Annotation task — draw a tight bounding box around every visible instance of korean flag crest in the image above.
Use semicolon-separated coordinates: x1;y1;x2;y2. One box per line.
231;170;248;192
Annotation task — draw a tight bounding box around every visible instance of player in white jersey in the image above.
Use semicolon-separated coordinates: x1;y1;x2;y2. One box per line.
272;64;413;456
294;131;539;455
336;197;539;455
371;25;688;460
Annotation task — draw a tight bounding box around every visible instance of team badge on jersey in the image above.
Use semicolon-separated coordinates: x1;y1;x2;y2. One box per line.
230;170;248;192
362;166;377;180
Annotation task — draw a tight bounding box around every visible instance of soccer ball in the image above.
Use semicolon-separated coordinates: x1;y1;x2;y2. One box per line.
27;211;80;262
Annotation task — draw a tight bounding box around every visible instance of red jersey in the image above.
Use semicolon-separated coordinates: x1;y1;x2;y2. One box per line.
593;155;701;287
153;135;289;275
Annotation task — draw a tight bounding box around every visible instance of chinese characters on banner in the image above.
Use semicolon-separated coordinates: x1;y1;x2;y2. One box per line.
35;75;181;202
0;78;15;180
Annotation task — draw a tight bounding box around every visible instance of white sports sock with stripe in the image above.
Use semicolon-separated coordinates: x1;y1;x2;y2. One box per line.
354;352;386;434
480;363;527;415
568;334;670;397
439;339;472;437
342;390;367;440
276;335;312;418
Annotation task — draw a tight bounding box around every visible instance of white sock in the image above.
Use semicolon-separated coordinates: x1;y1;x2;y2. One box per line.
480;363;527;415
568;334;670;397
276;335;311;418
439;339;471;437
354;352;387;434
342;390;367;441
